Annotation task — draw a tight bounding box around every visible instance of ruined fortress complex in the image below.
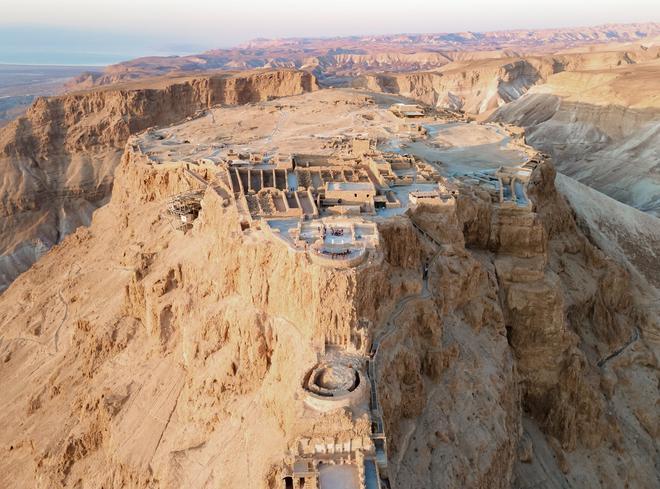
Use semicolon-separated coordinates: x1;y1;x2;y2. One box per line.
1;82;655;489
2;30;659;489
127;93;541;489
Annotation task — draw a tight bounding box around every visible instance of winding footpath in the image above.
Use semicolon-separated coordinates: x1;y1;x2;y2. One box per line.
0;263;80;359
367;220;443;486
597;327;640;367
264;109;288;147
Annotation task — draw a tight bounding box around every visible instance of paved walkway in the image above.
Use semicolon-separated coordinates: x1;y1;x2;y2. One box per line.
265;110;288;147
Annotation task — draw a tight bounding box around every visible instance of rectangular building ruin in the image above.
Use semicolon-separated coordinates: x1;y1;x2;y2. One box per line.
389;103;425;118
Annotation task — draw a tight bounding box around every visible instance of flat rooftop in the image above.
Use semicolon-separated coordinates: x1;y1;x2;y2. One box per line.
325;182;375;191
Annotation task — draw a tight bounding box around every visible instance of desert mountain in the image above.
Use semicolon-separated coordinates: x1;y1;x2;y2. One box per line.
0;88;657;488
0;19;659;489
355;43;660;216
492;60;660;216
0;70;316;292
65;23;660;89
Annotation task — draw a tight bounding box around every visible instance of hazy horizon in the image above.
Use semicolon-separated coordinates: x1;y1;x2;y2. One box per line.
1;0;659;65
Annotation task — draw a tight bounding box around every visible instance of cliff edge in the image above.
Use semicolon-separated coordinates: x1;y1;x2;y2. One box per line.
0;69;317;291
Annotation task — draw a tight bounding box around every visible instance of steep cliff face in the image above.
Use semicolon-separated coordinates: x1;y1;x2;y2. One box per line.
377;214;519;489
360;58;552;114
492;62;660;216
0;70;317;291
0;89;657;489
0;141;389;488
377;161;657;488
358;47;658;118
358;47;660;218
310;52;454;76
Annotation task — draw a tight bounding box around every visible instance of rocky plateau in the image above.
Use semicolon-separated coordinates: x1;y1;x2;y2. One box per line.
0;87;658;489
0;21;658;489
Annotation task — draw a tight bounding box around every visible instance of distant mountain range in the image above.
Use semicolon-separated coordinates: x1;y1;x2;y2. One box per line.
66;22;660;89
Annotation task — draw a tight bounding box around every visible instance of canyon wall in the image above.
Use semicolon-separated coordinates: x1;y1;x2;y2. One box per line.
0;142;389;488
0;70;317;291
0;127;657;488
376;161;658;488
352;47;660;218
358;47;658;116
359;58;553;114
492;63;660;216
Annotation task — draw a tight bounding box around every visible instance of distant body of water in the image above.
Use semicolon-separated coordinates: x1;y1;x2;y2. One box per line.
0;64;102;93
0;25;209;66
0;50;134;66
0;63;103;123
0;56;147;123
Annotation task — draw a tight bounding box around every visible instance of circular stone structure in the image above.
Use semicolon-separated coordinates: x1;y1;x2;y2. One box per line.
309;363;359;395
302;360;369;412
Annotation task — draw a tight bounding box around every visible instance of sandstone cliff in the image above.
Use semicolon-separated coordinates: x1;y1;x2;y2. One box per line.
0;70;317;291
0;136;656;488
374;160;658;488
0;142;386;488
358;57;552;114
0;88;657;489
357;46;659;117
492;61;660;216
352;46;660;218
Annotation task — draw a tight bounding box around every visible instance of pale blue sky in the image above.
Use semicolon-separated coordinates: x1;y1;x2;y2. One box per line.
1;0;659;64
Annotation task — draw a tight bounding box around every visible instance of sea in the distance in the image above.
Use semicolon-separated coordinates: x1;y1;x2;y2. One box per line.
0;25;207;66
0;50;134;66
0;26;209;124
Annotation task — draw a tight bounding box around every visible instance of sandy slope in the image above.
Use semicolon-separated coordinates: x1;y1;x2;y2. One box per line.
493;59;660;216
555;173;660;295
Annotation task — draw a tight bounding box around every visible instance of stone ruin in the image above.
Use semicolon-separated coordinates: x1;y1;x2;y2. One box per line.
165;189;205;231
388;103;425;118
495;165;533;209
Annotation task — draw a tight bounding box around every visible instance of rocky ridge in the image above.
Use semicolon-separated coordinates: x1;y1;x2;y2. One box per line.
355;46;660;217
0;69;317;291
0;89;656;489
359;46;659;115
65;23;660;90
492;62;660;216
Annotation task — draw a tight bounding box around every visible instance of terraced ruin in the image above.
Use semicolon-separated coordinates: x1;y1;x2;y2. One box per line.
127;89;549;488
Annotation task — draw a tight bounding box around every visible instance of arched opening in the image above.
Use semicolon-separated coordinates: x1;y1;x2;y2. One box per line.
283;476;293;489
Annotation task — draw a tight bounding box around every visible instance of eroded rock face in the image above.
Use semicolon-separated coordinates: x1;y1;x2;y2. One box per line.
356;45;660;220
360;58;551;114
376;159;656;488
0;90;656;489
0;70;317;292
491;64;660;217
